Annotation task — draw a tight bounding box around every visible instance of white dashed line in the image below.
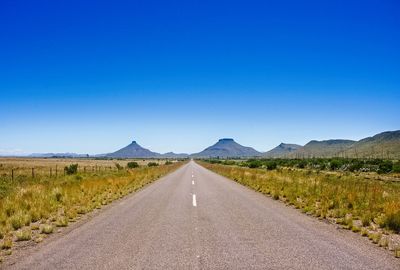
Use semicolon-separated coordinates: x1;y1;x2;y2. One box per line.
192;194;197;207
192;180;195;185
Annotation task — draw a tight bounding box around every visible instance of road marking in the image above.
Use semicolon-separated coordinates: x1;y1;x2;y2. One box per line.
192;180;195;185
192;174;194;178
192;194;197;207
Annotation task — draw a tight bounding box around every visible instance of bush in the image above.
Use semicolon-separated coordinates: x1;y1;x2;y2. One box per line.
348;161;363;172
65;164;78;175
127;162;139;169
165;161;173;165
297;160;307;169
266;161;277;170
378;161;393;174
329;159;342;170
148;162;159;167
393;163;400;173
248;160;262;168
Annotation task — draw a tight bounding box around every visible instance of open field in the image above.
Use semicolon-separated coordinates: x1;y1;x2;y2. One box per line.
0;158;184;262
0;158;177;178
199;161;400;257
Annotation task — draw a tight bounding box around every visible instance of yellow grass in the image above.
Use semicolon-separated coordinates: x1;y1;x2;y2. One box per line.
0;159;184;257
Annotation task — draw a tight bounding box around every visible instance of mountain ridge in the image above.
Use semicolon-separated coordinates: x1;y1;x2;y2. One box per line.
8;130;400;159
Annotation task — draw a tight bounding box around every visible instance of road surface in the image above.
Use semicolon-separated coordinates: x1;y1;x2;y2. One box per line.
6;161;400;269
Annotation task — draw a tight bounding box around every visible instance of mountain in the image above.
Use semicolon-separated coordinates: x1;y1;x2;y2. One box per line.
343;130;400;159
264;143;302;158
106;141;160;158
191;138;262;158
292;139;356;158
29;153;89;158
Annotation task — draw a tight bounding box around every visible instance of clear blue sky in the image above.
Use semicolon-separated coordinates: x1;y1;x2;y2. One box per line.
1;0;399;155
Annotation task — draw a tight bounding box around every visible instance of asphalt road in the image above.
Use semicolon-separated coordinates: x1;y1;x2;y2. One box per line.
7;161;400;269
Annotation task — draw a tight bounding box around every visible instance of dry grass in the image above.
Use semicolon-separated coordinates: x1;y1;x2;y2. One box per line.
0;159;184;259
0;158;174;180
200;162;400;255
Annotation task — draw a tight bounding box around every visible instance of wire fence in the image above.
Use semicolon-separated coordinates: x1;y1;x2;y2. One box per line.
0;165;121;181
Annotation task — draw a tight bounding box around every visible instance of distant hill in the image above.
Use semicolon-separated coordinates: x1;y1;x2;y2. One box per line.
284;130;400;159
343;130;400;159
291;139;355;158
160;152;189;158
106;141;160;158
264;143;302;158
29;153;89;158
192;138;262;158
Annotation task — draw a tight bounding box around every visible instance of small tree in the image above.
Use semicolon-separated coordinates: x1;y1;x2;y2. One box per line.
127;162;139;169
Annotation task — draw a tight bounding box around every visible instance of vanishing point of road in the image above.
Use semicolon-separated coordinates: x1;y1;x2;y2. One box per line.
6;161;400;269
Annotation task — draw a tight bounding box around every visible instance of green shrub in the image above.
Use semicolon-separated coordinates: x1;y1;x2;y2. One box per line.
266;161;278;170
393;163;400;173
165;161;173;165
65;164;78;175
127;162;139;169
330;159;342;170
297;160;307;169
148;162;159;167
247;160;262;168
378;161;393;174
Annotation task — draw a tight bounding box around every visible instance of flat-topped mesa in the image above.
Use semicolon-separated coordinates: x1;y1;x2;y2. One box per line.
218;138;235;142
191;138;262;158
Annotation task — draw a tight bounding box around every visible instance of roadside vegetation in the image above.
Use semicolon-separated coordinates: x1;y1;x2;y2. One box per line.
0;159;183;260
205;158;400;174
200;160;400;257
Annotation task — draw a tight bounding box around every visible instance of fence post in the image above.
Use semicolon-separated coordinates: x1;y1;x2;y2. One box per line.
50;168;52;177
56;165;58;177
32;168;35;178
11;169;14;180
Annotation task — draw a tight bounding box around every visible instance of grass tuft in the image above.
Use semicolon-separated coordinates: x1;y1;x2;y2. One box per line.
55;216;68;227
1;237;12;250
383;211;400;233
40;224;53;234
15;229;32;241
